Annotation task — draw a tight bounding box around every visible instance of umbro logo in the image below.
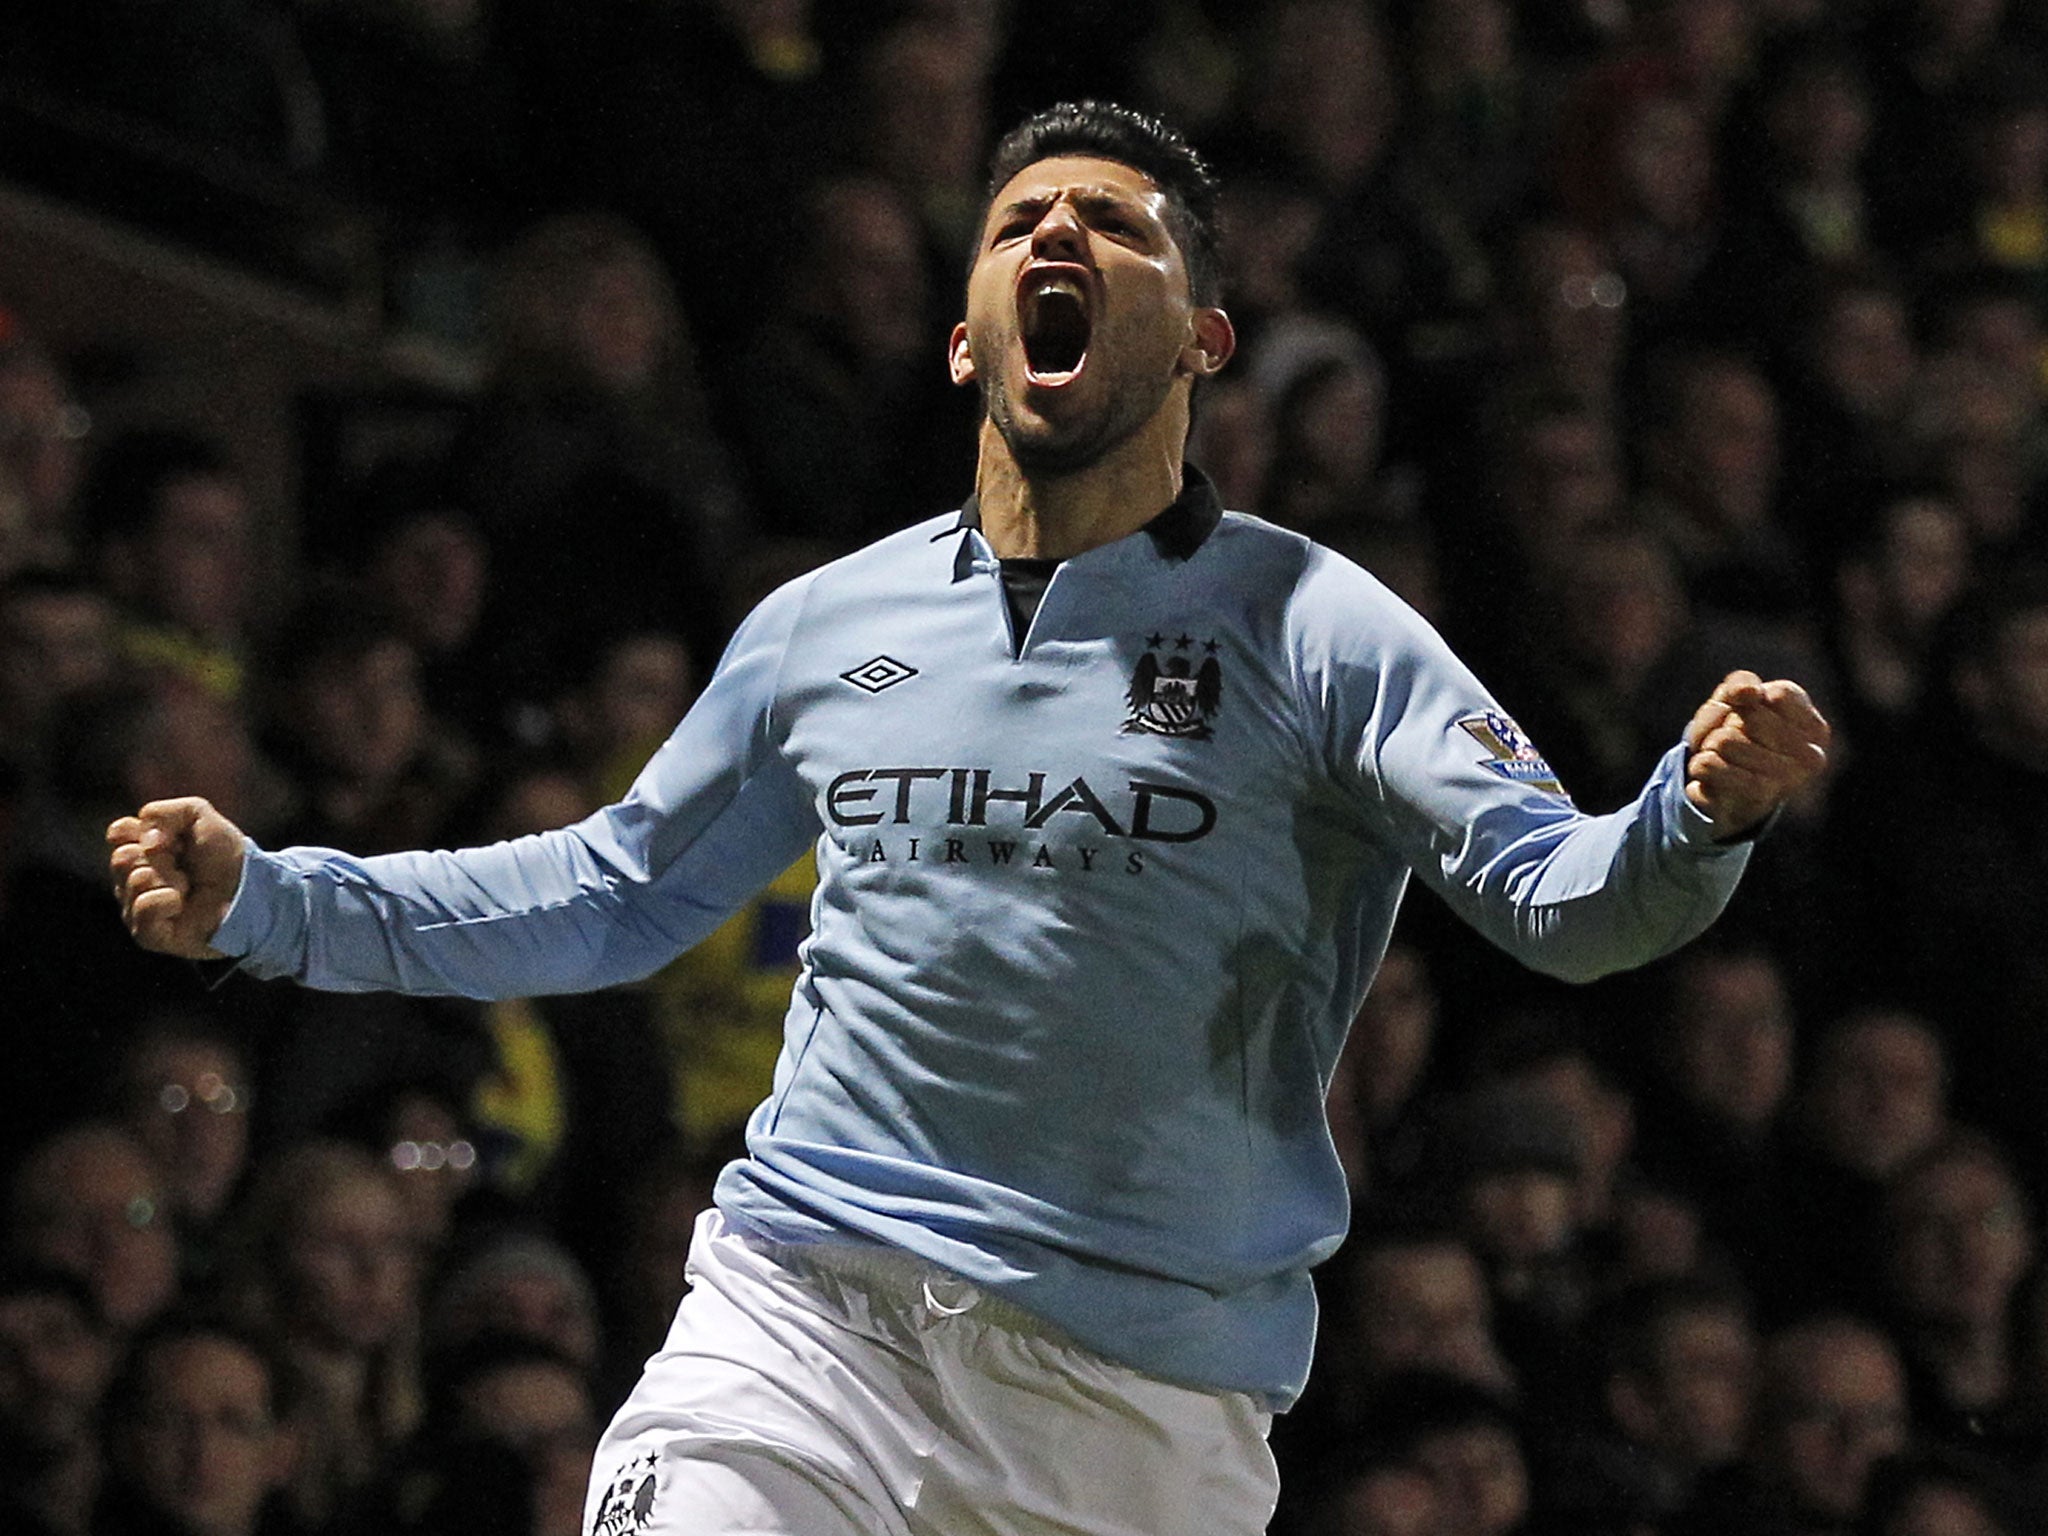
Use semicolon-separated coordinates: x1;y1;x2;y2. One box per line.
841;656;919;694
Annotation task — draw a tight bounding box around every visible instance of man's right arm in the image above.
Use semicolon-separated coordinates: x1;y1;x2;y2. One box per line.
110;580;822;1000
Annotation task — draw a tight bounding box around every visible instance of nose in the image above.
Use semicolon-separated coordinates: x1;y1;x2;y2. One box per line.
1030;199;1088;264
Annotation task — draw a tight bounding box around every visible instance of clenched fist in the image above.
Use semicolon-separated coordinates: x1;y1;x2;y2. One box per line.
106;797;248;959
1684;671;1832;839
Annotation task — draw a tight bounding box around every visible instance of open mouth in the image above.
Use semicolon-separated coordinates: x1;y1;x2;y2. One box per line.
1020;270;1091;384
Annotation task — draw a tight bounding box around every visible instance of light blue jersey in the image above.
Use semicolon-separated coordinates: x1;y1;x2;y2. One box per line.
214;473;1747;1407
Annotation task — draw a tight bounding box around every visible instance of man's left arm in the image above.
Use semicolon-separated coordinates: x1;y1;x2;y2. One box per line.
1303;556;1831;982
1367;656;1830;982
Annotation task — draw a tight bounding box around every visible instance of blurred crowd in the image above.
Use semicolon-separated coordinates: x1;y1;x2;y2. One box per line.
3;0;2048;1533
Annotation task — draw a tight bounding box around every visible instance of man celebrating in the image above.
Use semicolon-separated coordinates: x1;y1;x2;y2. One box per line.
111;103;1827;1536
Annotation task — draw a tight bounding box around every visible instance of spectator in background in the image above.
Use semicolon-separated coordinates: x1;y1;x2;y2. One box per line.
1486;390;1628;573
93;1316;299;1536
444;213;739;702
1828;493;1974;744
432;1334;598;1536
1857;1449;2024;1536
1633;943;1802;1306
320;1076;486;1258
368;1333;598;1536
1331;1224;1518;1410
1776;265;1925;571
1574;1277;1758;1529
1522;521;1796;812
1796;1010;1953;1192
424;1232;601;1375
356;475;501;750
1824;565;2048;1182
80;430;258;704
0;570;117;777
1903;350;2042;553
855;17;997;280
294;0;525;343
1489;221;1631;416
1929;267;2048;421
7;1121;182;1336
730;175;975;550
1880;1133;2038;1465
550;628;697;806
1551;59;1724;354
1186;374;1276;514
1401;0;1540;282
1237;0;1415;345
1864;0;2015;256
1259;332;1421;537
1634;347;1809;624
1427;1083;1599;1422
1462;1013;1637;1240
1439;388;1626;682
3;673;278;1164
1703;39;1876;355
112;1015;256;1278
1212;172;1326;355
257;594;473;856
0;329;91;571
1302;1451;1443;1536
1324;940;1440;1198
216;1141;423;1530
595;1140;725;1412
1672;1314;1911;1536
1938;56;2048;301
1274;1223;1516;1530
1357;1369;1533;1536
0;1265;118;1536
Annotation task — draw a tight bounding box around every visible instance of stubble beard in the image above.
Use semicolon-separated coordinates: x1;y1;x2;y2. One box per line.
979;358;1173;478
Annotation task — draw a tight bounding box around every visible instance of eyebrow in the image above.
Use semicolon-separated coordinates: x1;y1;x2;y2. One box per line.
990;188;1157;234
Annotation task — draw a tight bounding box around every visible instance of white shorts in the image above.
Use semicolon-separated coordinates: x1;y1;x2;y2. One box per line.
584;1210;1279;1536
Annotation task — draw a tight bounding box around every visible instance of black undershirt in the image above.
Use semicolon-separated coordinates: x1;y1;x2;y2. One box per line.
999;558;1060;645
969;469;1224;653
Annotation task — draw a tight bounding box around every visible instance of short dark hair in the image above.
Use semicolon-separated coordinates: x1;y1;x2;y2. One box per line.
978;100;1224;306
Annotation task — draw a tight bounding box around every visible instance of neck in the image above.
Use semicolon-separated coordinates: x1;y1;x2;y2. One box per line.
972;402;1189;560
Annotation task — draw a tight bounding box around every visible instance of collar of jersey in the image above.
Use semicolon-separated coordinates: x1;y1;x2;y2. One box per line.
940;462;1224;567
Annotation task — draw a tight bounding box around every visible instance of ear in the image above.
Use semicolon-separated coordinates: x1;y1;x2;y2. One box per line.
948;322;976;386
1179;307;1236;379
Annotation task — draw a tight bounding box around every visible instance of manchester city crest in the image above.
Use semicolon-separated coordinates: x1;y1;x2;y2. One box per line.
1456;711;1568;797
590;1451;659;1536
1124;633;1222;738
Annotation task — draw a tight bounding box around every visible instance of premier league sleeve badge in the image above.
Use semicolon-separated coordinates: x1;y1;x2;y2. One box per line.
1455;711;1570;798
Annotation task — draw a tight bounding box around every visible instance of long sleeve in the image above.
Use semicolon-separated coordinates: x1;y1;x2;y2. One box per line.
211;579;823;999
1295;547;1747;983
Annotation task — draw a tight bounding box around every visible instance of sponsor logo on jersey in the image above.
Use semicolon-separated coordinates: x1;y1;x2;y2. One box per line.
840;655;919;694
590;1452;658;1536
1124;633;1222;738
825;767;1215;842
1457;711;1567;796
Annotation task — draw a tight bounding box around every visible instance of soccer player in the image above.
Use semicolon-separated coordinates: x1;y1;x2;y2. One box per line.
109;102;1828;1536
